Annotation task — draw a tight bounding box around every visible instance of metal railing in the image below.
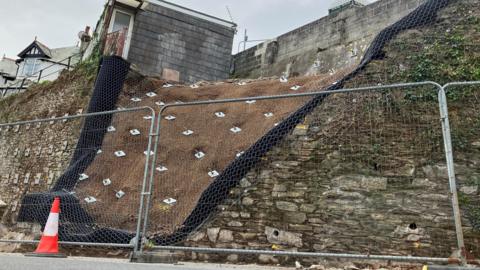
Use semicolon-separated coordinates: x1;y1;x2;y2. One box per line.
0;52;81;98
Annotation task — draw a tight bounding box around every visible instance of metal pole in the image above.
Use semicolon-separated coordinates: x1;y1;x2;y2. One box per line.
438;86;466;264
138;106;163;253
0;239;133;248
133;108;156;254
67;56;72;70
37;70;43;83
244;29;248;52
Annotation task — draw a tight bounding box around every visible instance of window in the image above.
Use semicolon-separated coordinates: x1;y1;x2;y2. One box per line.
111;11;131;33
22;58;40;77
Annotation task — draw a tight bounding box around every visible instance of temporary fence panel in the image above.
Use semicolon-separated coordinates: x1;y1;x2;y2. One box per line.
0;107;155;249
443;82;480;258
140;82;465;263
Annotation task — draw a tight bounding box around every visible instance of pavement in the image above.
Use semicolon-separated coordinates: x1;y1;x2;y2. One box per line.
0;253;292;270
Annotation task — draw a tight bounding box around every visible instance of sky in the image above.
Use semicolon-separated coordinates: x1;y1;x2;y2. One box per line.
0;0;375;58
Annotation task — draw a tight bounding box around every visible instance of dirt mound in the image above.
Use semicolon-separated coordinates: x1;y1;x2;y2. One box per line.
75;67;355;233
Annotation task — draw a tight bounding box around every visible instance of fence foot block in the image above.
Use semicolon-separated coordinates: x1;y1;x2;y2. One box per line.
131;251;180;264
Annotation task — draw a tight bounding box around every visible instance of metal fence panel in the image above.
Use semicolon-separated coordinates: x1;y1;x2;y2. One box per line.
141;82;465;263
0;107;155;250
443;82;480;259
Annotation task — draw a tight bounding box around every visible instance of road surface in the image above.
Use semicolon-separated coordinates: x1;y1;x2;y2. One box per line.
0;253;291;270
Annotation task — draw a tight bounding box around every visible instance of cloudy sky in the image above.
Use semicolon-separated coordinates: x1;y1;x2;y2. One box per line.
0;0;375;58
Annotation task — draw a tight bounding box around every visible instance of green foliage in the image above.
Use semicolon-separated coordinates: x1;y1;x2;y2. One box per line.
76;44;101;83
399;27;480;96
459;193;480;231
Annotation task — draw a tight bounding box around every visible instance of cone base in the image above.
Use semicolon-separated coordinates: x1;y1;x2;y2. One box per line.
25;252;67;258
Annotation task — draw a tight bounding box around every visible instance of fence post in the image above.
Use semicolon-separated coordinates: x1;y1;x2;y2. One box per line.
37;70;43;83
438;86;466;264
133;108;156;256
67;57;72;70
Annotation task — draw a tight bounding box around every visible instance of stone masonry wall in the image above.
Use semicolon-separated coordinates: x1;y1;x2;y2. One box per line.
182;92;480;265
232;0;425;79
128;3;236;83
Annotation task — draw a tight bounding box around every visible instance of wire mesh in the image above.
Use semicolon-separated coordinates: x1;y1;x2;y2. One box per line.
0;107;154;246
444;83;480;257
143;84;464;260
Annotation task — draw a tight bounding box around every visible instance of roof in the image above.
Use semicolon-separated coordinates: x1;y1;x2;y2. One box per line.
0;57;17;77
49;46;80;62
146;0;237;28
17;40;53;59
330;0;369;8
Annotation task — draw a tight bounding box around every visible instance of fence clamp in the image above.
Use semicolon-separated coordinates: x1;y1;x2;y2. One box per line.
149;133;160;137
141;192;151;196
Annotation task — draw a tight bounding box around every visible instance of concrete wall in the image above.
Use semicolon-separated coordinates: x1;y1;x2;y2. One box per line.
128;3;236;83
232;0;425;78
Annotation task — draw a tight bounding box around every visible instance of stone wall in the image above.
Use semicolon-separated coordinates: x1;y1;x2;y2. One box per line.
0;118;81;224
232;0;425;79
182;91;480;265
128;3;236;83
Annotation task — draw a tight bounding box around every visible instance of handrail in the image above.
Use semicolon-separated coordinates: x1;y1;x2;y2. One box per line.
3;52;81;90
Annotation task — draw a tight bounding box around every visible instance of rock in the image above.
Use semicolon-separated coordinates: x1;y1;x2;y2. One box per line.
276;201;298;211
265;226;303;247
240;212;251;218
226;254;238;263
333;175;363;189
300;204;316;213
423;165;448;180
309;265;326;270
412;178;437;188
406;234;421;242
107;250;124;256
239;178;251;188
188;231;205;242
385;163;416;177
207;228;220;243
258;254;279;264
284;212;307;224
460;185;478;195
273;184;287;192
361;176;387;191
239;233;257;240
287;191;305;198
0;200;6;207
242;197;254;206
218;230;234;242
227;221;243;227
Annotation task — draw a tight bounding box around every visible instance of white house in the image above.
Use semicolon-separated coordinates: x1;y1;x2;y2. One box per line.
15;39;80;82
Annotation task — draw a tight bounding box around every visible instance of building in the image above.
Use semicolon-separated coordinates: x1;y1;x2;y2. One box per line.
15;39;80;82
0;56;17;87
83;0;237;83
328;0;368;14
0;39;80;98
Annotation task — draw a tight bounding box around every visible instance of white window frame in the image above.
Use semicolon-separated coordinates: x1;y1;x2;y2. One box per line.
108;8;135;59
22;58;40;77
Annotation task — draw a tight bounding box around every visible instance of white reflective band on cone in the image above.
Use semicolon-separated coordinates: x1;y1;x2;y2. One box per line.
43;213;59;236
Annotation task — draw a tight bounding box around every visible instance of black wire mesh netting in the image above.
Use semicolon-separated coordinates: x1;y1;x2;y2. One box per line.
14;57;155;244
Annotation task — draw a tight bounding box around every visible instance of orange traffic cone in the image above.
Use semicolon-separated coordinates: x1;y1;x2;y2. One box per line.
26;197;66;258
